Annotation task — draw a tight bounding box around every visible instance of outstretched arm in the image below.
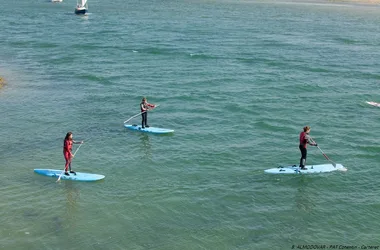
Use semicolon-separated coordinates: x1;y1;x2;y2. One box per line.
306;135;317;146
146;102;156;109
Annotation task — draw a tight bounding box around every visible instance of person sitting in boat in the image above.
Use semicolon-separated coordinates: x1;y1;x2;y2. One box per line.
140;97;156;129
299;126;317;170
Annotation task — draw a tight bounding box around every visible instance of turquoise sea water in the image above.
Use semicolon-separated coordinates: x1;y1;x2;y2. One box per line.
1;0;380;249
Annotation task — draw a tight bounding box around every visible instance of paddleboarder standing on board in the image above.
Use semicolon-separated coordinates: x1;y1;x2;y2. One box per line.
299;126;317;170
140;97;156;129
63;132;83;176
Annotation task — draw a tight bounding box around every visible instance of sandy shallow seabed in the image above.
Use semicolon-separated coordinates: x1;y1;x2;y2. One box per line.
0;77;5;89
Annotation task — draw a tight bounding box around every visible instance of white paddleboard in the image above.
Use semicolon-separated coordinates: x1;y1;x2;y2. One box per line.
264;163;347;174
366;101;380;108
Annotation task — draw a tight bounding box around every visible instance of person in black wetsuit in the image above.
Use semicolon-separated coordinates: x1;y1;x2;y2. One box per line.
299;126;317;170
140;97;156;129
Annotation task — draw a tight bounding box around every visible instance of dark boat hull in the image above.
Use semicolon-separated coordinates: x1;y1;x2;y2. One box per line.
75;8;87;15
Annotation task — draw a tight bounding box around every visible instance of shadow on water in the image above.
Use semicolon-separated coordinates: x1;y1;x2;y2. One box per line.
139;133;152;159
51;216;64;234
23;210;41;219
21;181;81;238
294;176;316;212
64;181;80;213
51;181;81;234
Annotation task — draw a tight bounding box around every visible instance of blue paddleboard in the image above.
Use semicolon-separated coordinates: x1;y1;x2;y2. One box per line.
264;163;347;174
124;124;174;134
34;169;105;182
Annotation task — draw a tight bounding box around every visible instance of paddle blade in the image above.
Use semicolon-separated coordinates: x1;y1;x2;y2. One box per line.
56;171;64;182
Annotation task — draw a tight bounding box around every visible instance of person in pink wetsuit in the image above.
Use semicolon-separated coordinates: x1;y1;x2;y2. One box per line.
63;132;83;176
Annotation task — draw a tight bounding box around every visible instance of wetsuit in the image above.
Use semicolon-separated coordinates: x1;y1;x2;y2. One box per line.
63;139;73;172
299;131;310;169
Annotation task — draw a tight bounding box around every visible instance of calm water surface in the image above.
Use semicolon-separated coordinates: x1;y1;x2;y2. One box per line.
1;0;380;249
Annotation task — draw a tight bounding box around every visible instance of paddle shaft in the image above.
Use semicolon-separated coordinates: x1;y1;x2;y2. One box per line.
309;137;336;167
57;142;83;182
123;104;160;124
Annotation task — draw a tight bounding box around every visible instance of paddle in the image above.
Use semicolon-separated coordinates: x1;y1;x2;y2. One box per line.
56;142;84;182
309;137;336;167
123;104;160;124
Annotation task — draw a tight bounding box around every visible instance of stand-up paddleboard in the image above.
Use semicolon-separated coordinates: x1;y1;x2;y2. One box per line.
124;124;174;134
366;101;380;108
264;164;347;174
34;169;105;182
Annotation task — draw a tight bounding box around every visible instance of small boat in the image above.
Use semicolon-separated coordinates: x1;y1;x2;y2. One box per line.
75;0;88;15
52;0;63;2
